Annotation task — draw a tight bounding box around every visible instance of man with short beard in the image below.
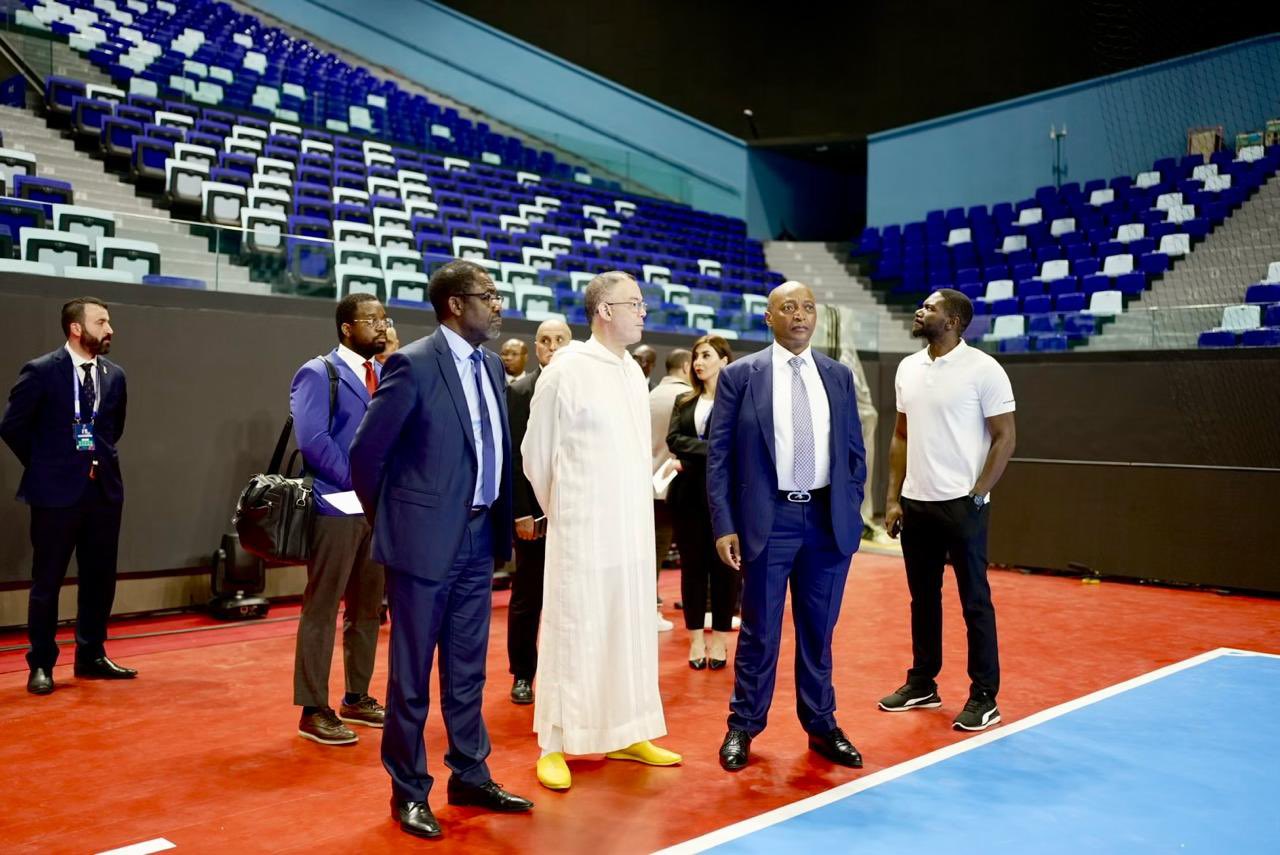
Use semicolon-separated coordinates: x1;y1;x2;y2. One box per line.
1;297;135;695
289;294;391;746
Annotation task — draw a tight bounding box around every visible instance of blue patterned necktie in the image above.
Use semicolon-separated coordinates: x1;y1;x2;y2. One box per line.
79;363;95;419
470;350;497;506
789;356;815;490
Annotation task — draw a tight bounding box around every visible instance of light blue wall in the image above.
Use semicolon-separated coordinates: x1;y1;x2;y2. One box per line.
867;34;1280;227
246;0;752;224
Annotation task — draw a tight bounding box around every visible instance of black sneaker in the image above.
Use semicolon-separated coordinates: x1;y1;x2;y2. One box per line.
878;682;942;712
953;693;1001;731
298;707;358;745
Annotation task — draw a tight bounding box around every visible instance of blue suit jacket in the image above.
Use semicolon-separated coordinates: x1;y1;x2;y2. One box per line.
0;346;127;507
706;345;866;562
290;348;377;516
349;327;514;580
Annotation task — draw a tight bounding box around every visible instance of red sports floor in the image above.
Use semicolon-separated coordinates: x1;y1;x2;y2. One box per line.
2;552;1277;854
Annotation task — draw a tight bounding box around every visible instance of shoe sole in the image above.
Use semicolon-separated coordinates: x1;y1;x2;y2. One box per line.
510;696;534;705
298;729;358;745
27;686;54;695
337;715;384;728
809;746;863;768
953;713;1002;732
604;752;681;766
446;795;534;812
877;698;942;712
395;821;442;839
720;759;748;772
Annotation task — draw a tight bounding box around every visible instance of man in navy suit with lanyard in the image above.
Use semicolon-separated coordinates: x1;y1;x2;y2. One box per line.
351;261;533;840
2;297;135;695
706;281;867;771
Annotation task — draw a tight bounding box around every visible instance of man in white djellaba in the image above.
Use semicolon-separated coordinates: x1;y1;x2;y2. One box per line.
522;270;682;791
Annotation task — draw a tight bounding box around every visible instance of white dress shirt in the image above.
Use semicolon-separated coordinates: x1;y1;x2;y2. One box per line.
335;343;380;389
771;342;831;490
440;325;504;507
65;343;100;414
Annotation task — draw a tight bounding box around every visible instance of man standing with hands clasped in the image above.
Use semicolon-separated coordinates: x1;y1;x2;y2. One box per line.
881;288;1016;732
2;298;135;695
706;281;867;772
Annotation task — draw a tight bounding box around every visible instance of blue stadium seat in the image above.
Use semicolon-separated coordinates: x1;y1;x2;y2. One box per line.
1241;327;1280;347
1197;330;1236;348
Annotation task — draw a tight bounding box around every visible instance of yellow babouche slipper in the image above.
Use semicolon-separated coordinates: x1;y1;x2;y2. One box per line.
605;740;682;766
537;752;572;790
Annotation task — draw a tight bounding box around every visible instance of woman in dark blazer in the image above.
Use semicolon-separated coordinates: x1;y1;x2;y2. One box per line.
666;335;736;670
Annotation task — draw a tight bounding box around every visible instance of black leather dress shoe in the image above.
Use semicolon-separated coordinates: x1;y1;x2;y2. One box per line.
510;678;534;705
446;779;534;812
808;727;863;768
74;656;137;679
719;728;752;771
27;667;54;695
392;799;441;838
689;657;707;671
708;658;727;671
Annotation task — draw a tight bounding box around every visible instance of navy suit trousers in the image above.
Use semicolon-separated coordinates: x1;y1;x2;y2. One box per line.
728;492;851;737
382;513;494;802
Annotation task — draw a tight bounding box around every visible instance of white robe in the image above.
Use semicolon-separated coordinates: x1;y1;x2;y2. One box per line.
522;336;666;754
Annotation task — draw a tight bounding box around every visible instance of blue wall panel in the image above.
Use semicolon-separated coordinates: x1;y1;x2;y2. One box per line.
867;35;1280;227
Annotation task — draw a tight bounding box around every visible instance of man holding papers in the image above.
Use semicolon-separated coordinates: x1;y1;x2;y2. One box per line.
289;294;389;746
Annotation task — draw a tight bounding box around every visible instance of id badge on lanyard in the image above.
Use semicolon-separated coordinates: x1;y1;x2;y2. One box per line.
73;366;97;453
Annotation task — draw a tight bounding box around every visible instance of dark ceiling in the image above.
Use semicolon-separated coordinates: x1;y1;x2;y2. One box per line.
438;0;1280;142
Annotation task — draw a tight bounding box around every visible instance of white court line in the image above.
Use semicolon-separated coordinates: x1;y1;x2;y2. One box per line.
95;838;175;855
657;646;1269;854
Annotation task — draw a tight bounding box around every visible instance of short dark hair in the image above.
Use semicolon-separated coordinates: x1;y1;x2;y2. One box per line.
936;288;974;333
665;348;691;373
61;297;107;337
429;260;491;318
335;292;379;339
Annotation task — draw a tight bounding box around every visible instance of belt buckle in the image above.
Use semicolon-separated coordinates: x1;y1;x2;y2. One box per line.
786;490;811;504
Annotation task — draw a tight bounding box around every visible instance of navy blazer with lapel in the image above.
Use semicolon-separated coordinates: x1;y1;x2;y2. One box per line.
290;348;377;516
705;344;866;562
350;327;514;579
0;346;127;507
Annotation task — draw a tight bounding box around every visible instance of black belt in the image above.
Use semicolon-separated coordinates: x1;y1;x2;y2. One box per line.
469;505;490;518
777;487;830;504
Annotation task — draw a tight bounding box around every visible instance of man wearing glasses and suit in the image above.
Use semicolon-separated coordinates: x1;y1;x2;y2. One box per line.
290;294;391;746
351;261;533;840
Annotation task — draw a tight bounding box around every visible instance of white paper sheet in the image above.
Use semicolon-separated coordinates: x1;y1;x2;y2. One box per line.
322;490;365;515
652;458;679;496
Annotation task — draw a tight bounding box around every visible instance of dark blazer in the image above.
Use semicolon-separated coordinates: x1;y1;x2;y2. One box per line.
706;346;866;562
0;346;127;507
349;327;513;580
666;392;710;515
506;365;541;520
290;348;378;516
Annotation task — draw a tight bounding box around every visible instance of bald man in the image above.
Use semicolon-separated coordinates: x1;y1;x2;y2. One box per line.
505;318;572;705
706;281;867;772
500;338;529;386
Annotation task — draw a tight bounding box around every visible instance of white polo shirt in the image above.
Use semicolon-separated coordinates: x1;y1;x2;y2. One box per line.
895;340;1015;502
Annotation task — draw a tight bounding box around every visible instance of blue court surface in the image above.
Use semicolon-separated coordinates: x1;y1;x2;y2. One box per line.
669;649;1280;854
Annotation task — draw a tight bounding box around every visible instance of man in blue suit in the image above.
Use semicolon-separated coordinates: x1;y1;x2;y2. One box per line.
707;281;867;771
1;297;136;695
350;260;533;840
289;294;390;746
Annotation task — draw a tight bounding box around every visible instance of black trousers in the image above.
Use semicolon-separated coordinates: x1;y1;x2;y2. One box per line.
27;480;122;670
506;534;545;681
293;514;385;708
900;496;1000;698
671;496;738;632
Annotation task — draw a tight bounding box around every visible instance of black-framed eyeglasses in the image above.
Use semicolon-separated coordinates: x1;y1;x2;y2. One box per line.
604;299;649;315
352;317;394;330
459;290;503;304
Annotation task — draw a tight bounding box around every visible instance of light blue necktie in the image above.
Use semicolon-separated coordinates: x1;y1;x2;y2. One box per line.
790;356;815;490
470;350;497;506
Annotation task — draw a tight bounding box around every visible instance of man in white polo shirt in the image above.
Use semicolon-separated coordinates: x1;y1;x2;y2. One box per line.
881;288;1016;732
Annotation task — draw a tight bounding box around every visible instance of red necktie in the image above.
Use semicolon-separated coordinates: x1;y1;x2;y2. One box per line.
364;361;378;396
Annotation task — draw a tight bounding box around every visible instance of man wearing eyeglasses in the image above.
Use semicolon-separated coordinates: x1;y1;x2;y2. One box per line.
707;281;868;773
351;261;533;839
290;293;390;747
522;271;681;792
